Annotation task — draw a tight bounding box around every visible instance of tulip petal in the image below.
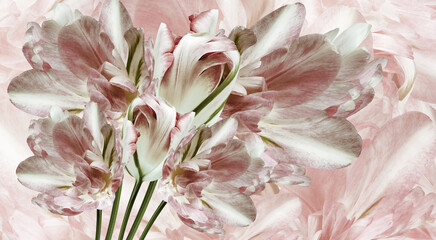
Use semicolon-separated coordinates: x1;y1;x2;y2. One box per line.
151;23;175;82
202;187;256;227
99;0;133;62
83;102;107;151
241;3;306;68
159;33;237;115
124;28;147;87
189;9;219;34
58;16;115;79
256;34;341;112
8;70;88;117
332;23;371;55
52;116;95;162
126;95;177;181
192;50;240;127
16;156;74;194
259;113;362;169
345;112;436;218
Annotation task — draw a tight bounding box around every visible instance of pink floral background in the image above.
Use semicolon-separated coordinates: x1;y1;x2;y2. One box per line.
1;0;436;239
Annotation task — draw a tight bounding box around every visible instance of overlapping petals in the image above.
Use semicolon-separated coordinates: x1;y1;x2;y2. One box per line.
159;118;264;234
16;103;123;215
8;0;146;118
125;94;194;181
221;3;386;184
153;28;240;127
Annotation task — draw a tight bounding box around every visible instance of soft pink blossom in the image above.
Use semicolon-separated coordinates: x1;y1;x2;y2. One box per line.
7;0;142;119
159;118;265;234
16;103;124;215
221;3;385;185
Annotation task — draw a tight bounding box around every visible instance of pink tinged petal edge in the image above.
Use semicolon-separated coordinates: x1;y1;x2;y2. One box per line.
87;69;129;118
150;23;175;83
7;69;88;117
52;116;95;162
189;9;219;35
58;16;115;79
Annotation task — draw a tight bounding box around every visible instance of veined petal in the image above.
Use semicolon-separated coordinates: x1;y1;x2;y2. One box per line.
58;16;115;79
8;69;88;117
202;188;256;227
99;0;133;63
87;69;130;117
259;113;362;169
16;156;75;194
241;3;306;68
124;27;148;87
52;116;95;162
83;102;107;151
255;34;341;112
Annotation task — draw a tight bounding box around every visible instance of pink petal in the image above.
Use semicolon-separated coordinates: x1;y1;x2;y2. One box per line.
344;112;436;219
87;69;129;117
122;0;220;38
254;34;341;114
240;3;306;68
58;16;115;79
149;23;175;82
189;9;219;34
52;116;95;162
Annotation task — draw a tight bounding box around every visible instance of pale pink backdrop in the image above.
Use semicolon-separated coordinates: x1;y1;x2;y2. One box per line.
1;0;436;239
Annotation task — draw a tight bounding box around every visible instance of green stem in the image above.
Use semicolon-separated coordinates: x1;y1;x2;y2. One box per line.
118;180;143;240
105;183;122;240
96;209;102;240
126;181;157;240
139;201;167;240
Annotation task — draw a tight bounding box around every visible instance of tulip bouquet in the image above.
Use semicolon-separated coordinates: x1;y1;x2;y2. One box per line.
5;0;436;239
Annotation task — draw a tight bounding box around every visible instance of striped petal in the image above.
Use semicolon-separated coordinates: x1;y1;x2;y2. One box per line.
259;113;362;169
